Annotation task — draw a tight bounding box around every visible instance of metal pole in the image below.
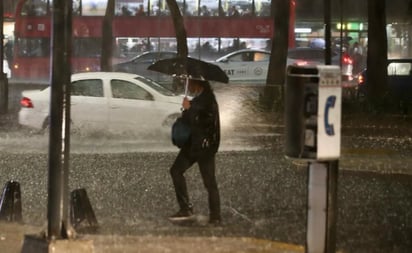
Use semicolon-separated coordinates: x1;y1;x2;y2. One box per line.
306;161;338;253
324;1;339;251
324;0;332;65
0;0;8;115
306;162;328;253
340;0;344;68
48;0;72;239
325;160;338;253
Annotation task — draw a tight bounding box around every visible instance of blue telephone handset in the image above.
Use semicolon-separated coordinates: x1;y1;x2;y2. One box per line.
324;96;336;136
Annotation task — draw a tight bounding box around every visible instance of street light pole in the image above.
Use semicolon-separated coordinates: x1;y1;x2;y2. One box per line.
0;0;8;115
47;0;72;239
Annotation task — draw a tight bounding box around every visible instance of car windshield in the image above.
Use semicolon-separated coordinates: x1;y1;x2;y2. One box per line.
288;49;338;60
134;76;176;96
387;62;411;76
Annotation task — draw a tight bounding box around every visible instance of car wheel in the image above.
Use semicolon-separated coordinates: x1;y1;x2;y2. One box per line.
36;116;50;134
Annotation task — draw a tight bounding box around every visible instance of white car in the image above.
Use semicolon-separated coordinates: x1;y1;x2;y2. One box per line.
18;72;182;135
214;48;353;84
214;49;271;84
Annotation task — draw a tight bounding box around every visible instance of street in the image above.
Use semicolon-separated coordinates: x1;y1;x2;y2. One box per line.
0;83;411;252
0;148;411;252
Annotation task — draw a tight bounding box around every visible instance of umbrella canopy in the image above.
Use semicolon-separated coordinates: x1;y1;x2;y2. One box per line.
309;38;325;49
148;57;229;84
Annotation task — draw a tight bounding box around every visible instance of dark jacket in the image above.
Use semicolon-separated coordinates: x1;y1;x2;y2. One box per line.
181;85;220;158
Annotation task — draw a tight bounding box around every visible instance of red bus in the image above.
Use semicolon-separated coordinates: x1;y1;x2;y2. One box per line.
12;0;295;83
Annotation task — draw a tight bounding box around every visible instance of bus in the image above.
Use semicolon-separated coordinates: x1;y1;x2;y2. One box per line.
12;0;295;83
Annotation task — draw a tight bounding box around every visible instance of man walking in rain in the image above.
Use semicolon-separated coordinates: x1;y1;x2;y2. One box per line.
168;78;221;226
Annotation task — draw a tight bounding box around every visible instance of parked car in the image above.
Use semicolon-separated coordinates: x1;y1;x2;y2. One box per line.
113;51;177;84
357;59;412;105
214;49;271;84
18;72;182;135
287;47;353;81
214;48;353;84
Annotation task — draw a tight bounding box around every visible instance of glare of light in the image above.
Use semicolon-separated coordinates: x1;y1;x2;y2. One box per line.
357;74;364;85
295;28;311;34
296;61;308;66
337;23;345;30
219;104;235;130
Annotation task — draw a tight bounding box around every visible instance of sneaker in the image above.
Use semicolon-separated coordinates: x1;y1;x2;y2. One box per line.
168;208;194;221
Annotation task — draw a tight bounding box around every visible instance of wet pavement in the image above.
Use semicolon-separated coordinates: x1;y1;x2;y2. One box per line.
0;136;411;253
1;222;305;253
0;82;411;252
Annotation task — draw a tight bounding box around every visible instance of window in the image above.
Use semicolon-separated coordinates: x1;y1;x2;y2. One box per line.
73;38;102;57
111;80;153;100
222;0;254;16
21;0;49;16
149;0;169;16
159;52;178;60
388;63;412;76
227;52;248;62
21;0;81;16
16;38;102;58
199;0;219;16
133;51;176;64
82;0;108;16
73;0;81;15
71;79;104;97
135;76;175;96
116;0;149;16
134;52;157;63
254;52;270;61
185;0;198;16
16;38;50;57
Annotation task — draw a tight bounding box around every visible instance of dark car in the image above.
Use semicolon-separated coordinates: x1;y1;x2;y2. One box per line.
287;47;354;81
357;59;412;109
113;51;177;84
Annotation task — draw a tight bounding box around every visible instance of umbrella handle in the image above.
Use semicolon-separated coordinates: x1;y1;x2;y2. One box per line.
184;77;189;97
179;77;189;112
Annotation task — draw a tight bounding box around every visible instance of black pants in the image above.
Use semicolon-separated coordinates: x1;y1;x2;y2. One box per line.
170;149;221;220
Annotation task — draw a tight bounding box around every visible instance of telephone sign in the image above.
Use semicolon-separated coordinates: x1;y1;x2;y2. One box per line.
317;66;341;160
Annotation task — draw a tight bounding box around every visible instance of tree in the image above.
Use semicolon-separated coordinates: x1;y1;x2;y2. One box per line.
165;0;188;57
101;0;114;71
165;0;188;91
261;0;290;110
366;0;388;110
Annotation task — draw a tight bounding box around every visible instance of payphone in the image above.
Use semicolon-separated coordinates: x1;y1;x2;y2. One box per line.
285;65;341;160
284;65;342;253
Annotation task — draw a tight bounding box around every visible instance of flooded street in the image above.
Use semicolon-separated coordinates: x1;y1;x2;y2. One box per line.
0;83;412;252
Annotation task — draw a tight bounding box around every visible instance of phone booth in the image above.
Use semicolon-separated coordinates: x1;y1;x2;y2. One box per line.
285;65;341;253
285;65;341;160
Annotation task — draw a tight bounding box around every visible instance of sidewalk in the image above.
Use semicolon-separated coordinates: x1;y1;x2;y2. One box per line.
0;222;304;253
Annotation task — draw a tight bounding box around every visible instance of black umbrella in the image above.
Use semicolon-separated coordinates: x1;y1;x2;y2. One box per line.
148;57;229;84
